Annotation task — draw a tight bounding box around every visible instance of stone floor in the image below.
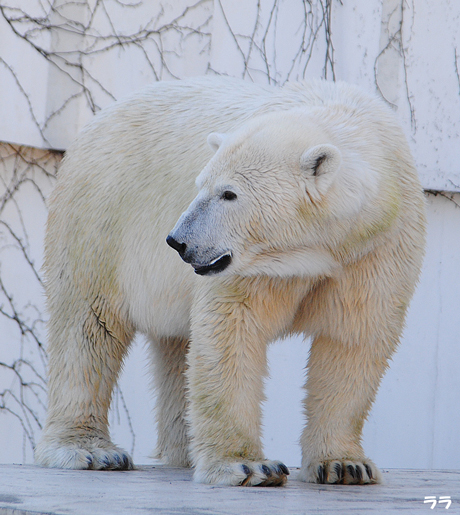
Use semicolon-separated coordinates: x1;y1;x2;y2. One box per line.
0;464;458;514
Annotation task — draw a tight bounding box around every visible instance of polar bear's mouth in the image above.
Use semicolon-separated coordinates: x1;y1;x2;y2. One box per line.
193;252;232;276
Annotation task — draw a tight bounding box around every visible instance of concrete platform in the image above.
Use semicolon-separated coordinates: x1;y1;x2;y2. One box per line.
0;464;458;514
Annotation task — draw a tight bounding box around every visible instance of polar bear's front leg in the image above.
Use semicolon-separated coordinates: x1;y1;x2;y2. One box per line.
299;334;385;484
296;235;421;485
186;279;296;486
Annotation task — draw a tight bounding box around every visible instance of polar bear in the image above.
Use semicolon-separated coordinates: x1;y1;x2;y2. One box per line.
35;76;426;486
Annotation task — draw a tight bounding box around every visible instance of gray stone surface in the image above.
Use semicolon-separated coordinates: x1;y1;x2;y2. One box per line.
0;464;458;514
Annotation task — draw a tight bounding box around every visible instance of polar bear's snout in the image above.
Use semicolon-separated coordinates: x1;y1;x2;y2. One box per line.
167;192;234;276
166;233;232;276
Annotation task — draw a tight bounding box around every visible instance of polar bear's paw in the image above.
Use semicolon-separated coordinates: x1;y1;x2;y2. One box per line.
194;459;289;486
299;459;381;485
35;438;134;471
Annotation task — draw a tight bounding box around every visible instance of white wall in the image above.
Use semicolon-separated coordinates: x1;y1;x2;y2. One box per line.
1;0;459;190
1;0;459;469
0;145;57;463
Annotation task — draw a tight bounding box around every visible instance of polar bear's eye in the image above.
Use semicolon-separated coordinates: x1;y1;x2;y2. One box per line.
222;190;237;201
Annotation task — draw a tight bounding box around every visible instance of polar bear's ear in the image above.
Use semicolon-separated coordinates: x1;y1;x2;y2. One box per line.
207;133;226;153
300;144;341;200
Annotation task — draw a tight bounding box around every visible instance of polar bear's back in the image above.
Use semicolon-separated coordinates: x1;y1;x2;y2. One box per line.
53;76;402;217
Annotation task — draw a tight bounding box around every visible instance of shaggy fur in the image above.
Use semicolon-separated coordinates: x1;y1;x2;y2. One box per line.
35;76;426;486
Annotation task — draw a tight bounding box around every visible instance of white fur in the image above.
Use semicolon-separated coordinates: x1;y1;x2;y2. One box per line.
35;76;426;487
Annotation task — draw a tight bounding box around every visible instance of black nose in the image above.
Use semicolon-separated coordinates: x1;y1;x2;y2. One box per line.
166;235;187;257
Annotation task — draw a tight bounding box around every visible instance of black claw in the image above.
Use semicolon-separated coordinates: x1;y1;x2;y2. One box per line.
347;464;356;479
124;455;133;469
86;455;93;468
242;464;251;476
261;465;272;477
355;465;363;482
318;465;326;484
334;462;344;484
364;464;373;480
102;456;111;468
278;463;290;476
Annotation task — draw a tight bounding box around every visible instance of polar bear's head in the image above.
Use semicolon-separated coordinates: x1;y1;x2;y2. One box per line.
167;110;380;278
